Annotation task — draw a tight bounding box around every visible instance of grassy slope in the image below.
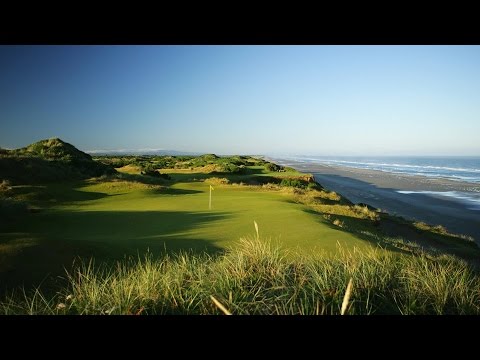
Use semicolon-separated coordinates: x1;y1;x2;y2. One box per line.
0;164;367;293
1;147;479;307
3;238;479;315
0;138;115;185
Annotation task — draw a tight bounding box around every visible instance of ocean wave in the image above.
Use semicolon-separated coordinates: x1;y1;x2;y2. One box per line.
287;156;480;184
306;159;480;173
397;190;480;210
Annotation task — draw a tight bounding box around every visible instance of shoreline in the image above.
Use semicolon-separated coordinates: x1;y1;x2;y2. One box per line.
271;159;480;192
270;158;480;243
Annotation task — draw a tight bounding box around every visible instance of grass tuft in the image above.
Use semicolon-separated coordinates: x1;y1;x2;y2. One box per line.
1;236;479;315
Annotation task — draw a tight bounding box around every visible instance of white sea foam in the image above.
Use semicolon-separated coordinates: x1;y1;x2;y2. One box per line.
397;190;480;210
321;160;480;173
285;156;480;184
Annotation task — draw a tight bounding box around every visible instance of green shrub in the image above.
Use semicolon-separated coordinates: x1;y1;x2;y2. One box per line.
280;178;308;189
219;163;244;173
307;182;321;190
154;159;174;169
141;169;171;180
265;162;283;172
200;154;219;161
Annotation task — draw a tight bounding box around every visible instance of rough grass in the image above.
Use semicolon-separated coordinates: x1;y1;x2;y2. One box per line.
287;188;380;221
2;237;479;315
414;221;475;242
204;177;230;185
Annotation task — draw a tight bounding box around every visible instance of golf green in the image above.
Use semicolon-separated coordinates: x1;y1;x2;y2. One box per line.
0;179;370;291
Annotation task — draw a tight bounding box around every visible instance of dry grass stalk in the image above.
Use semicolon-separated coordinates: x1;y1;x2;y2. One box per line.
341;278;353;315
210;295;232;315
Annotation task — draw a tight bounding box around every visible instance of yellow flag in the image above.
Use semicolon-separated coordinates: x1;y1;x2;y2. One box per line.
210;185;214;191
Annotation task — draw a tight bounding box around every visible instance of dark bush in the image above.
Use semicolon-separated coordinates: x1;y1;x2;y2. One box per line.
0;198;29;217
155;159;173;169
220;164;242;173
141;169;171;180
158;173;171;180
265;162;284;172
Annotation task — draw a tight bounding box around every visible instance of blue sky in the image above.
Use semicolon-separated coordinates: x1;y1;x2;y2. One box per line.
1;45;479;156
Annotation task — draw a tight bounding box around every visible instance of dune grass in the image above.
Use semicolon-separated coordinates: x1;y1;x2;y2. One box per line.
2;236;479;315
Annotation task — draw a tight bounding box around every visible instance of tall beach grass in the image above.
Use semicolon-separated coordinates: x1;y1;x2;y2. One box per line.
1;236;479;315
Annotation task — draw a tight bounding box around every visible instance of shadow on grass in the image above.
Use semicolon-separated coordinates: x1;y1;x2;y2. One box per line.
379;215;480;260
150;187;203;196
5;174;203;211
114;172;168;186
300;206;480;262
0;210;230;296
167;167;269;185
0;155;113;185
9;183;113;206
298;207;400;251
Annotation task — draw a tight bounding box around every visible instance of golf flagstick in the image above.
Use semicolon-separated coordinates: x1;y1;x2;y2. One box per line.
209;184;214;210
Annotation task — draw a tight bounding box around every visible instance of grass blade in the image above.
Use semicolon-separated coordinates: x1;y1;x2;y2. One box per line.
341;278;353;315
210;295;232;315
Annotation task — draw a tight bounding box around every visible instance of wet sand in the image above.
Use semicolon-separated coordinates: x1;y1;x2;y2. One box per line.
270;158;480;243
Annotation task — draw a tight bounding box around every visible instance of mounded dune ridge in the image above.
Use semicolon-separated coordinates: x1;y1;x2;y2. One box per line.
0;138;116;184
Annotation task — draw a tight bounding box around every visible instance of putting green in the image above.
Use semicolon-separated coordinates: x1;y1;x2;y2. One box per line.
47;180;367;253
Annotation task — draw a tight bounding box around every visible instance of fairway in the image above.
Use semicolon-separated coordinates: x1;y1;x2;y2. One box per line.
10;180;367;253
0;178;372;291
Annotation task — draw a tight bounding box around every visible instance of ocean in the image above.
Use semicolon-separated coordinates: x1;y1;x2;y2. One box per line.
278;156;480;183
273;156;480;211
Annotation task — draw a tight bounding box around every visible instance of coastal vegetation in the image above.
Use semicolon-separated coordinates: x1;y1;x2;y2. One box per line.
2;237;479;315
1;138;479;314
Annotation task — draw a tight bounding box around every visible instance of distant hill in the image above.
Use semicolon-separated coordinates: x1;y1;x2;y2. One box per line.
0;138;116;184
86;149;201;156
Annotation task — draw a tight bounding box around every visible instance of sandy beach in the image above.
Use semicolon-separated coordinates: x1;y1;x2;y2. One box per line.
271;158;480;243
